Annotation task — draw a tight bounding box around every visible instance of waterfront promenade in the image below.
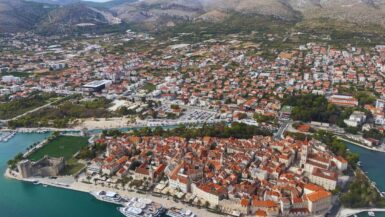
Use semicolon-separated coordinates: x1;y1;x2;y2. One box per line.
337;208;385;217
4;169;221;217
287;122;385;153
337;136;385;153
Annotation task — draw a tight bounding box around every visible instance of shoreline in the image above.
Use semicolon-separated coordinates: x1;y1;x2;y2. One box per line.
4;169;222;217
4;129;385;217
337;136;385;153
0;123;180;133
337;207;385;217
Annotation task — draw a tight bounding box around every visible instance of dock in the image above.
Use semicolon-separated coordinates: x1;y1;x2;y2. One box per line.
337;208;385;217
0;131;16;142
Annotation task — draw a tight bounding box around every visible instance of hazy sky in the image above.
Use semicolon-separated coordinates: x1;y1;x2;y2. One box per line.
82;0;112;2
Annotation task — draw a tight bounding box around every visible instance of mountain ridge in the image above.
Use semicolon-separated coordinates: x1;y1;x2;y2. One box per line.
1;0;385;34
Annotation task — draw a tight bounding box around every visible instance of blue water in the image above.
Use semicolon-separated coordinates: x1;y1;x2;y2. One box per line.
1;133;385;217
346;143;385;217
0;133;122;217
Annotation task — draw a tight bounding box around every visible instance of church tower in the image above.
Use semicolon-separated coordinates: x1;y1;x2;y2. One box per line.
149;162;155;184
300;138;310;167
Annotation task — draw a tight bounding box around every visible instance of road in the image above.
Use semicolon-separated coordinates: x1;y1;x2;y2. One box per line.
274;120;290;140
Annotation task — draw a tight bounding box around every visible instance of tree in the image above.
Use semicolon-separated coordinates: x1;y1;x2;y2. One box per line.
170;104;180;110
283;94;340;124
345;127;359;135
7;153;24;170
153;127;165;136
314;130;359;168
77;147;95;159
52;131;61;137
363;129;384;140
341;171;385;208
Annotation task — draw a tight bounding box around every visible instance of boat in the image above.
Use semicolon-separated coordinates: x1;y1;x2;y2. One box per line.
91;191;128;205
368;211;375;216
118;197;166;217
166;207;196;217
119;207;144;217
357;161;362;166
0;131;16;142
42;184;48;187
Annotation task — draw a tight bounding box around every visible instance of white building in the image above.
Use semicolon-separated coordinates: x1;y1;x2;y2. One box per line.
306;190;332;214
376;99;385;109
309;168;337;190
344;111;366;127
2;75;21;84
332;156;348;171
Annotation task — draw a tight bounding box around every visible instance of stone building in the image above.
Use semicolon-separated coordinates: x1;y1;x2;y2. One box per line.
17;156;65;178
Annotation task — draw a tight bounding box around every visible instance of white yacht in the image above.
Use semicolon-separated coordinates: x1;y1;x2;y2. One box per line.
119;206;143;217
166;207;196;217
118;197;166;217
91;191;127;205
368;211;375;216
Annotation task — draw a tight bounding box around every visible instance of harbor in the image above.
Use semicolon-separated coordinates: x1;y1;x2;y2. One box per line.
1;133;209;217
0;133;125;217
118;197;167;217
0;131;16;142
91;191;128;205
5;169;208;217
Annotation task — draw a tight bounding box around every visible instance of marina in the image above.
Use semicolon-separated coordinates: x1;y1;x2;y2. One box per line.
0;131;16;142
118;197;166;217
166;207;196;217
91;191;128;205
1;133;209;217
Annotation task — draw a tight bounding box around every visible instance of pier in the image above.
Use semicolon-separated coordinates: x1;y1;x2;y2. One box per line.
337;208;385;217
0;131;16;142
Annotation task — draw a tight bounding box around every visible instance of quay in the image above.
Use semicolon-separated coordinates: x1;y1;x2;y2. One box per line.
337;208;385;217
337;136;385;153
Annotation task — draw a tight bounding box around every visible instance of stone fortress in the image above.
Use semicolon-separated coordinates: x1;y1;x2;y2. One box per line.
17;156;65;178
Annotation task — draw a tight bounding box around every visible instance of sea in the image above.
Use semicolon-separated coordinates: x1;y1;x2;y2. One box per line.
0;133;384;217
0;133;123;217
346;143;385;217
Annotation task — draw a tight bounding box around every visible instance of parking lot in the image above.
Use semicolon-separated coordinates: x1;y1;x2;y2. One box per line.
179;109;218;122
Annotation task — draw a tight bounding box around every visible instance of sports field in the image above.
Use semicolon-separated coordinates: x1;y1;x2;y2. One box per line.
28;135;89;161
